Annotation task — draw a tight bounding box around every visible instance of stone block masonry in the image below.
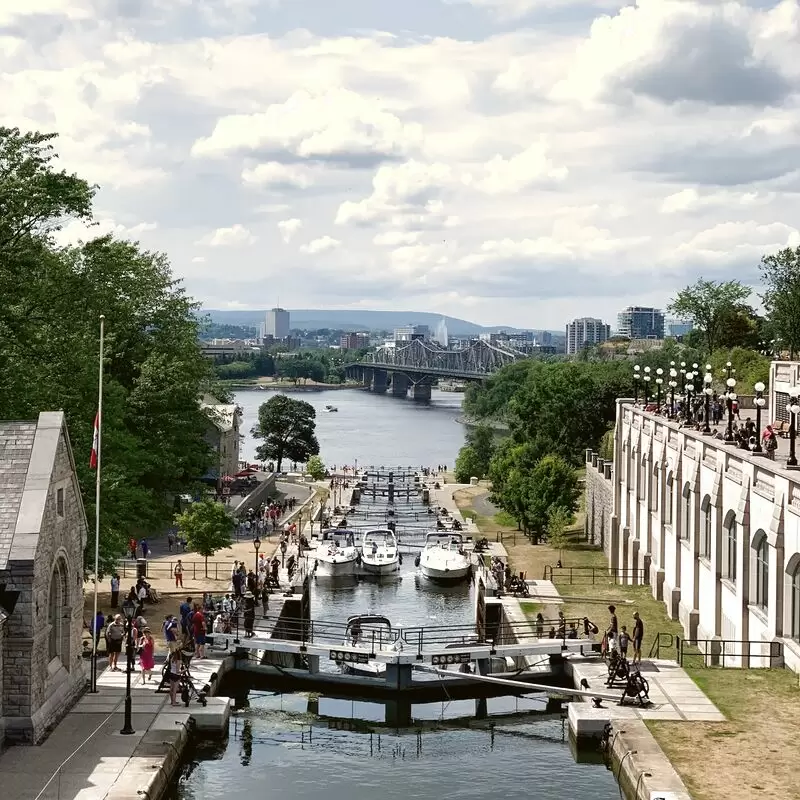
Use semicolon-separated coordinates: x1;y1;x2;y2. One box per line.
584;449;615;566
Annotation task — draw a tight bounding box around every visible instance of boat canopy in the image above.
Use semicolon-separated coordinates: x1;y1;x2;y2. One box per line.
346;614;392;631
424;531;464;544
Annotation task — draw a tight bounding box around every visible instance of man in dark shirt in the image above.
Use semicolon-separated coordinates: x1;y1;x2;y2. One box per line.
607;604;618;652
632;612;644;664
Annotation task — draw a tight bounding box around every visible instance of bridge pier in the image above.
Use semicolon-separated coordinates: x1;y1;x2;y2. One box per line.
408;382;432;402
370;368;388;394
391;373;410;397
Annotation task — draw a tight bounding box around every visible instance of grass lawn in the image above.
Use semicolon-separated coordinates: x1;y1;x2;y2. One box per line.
648;668;800;800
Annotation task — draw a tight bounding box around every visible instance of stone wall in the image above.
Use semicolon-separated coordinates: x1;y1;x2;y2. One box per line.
1;420;87;743
584;449;614;564
233;473;278;518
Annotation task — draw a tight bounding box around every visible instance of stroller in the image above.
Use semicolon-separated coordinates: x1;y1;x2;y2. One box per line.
157;648;207;707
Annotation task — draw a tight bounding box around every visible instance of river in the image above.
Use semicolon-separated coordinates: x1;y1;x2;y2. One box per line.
170;388;619;800
235;387;466;469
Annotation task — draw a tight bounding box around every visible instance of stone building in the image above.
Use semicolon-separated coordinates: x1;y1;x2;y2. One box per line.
201;402;242;481
587;399;800;672
0;412;88;744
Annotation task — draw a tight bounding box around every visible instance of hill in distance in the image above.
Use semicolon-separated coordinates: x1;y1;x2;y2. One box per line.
203;308;561;337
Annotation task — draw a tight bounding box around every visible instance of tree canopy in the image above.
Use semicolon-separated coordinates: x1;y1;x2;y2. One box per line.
174;499;234;577
252;395;320;471
0;127;220;573
760;246;800;358
454;424;496;483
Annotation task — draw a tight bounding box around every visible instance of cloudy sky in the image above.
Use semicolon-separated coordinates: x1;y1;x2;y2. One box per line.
4;0;800;329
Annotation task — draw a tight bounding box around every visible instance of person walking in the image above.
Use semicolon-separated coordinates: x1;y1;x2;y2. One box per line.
110;573;120;609
167;648;184;706
167;530;176;551
138;627;155;682
140;538;149;559
191;604;207;659
93;610;106;647
128;538;138;560
105;614;125;672
174;559;184;588
631;611;644;665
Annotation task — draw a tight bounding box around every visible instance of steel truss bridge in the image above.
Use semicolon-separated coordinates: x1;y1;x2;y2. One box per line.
345;338;526;387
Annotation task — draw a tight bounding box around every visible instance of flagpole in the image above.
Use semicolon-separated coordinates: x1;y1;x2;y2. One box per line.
90;315;105;693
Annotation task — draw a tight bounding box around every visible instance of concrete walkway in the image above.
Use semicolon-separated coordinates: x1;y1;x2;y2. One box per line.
0;657;230;800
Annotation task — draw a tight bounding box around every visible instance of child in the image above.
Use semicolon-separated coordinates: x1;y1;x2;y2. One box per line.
619;625;630;658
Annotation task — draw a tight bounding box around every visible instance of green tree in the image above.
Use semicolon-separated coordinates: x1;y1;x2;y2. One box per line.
454;446;484;483
216;360;256;379
523;455;580;544
668;279;752;355
252;395;320;472
760;246;800;358
306;454;326;480
174;498;234;578
454;424;496;482
546;506;574;561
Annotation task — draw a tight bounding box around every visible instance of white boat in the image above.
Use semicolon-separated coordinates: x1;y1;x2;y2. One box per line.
335;615;400;676
313;529;359;577
418;532;471;583
360;529;400;576
324;404;338;412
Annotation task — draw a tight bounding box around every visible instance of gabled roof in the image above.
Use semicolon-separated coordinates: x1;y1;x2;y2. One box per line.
201;403;240;433
0;411;87;569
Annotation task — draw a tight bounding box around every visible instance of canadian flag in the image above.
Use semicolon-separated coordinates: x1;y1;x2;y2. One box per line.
90;413;99;470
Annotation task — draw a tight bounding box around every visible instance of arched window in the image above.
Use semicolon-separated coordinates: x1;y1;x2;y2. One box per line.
701;495;712;558
725;515;737;582
681;483;692;540
48;559;70;665
664;475;673;526
754;534;769;609
791;564;800;641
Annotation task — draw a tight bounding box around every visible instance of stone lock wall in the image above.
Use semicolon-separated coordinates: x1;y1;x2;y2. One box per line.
1;429;87;743
584;449;614;564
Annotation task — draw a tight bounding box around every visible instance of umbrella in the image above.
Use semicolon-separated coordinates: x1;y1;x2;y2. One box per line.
235;468;257;478
221;475;234;483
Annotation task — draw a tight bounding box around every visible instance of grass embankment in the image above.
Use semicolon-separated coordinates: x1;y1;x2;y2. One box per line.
456;484;800;800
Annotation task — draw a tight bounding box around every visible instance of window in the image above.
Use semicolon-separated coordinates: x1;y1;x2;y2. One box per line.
701;496;712;557
754;536;769;609
664;476;673;525
56;487;64;517
792;565;800;641
725;516;737;582
681;484;692;540
649;466;658;512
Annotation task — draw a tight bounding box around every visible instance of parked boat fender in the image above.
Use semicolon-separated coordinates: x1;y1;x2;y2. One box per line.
414;554;421;567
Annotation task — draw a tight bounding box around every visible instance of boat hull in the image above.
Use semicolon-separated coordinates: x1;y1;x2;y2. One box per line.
420;560;471;583
314;553;358;577
361;556;400;576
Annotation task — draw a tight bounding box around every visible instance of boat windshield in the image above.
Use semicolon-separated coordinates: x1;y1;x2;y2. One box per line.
425;532;464;549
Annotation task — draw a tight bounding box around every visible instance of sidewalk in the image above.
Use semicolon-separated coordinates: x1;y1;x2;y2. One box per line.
0;656;230;800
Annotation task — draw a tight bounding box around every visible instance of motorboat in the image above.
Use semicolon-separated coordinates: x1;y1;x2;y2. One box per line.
360;529;401;576
418;532;471;583
335;615;400;677
324;405;339;412
313;529;359;577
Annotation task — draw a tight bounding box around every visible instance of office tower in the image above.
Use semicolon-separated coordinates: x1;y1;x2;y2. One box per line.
617;306;665;340
264;307;290;340
565;317;611;355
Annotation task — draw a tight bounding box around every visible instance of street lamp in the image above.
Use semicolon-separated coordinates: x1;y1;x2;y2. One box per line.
633;364;641;403
753;382;766;453
120;597;136;735
669;364;678;417
253;535;261;573
724;361;736;443
685;372;695;424
655;368;664;409
787;386;800;467
703;365;713;434
643;366;651;404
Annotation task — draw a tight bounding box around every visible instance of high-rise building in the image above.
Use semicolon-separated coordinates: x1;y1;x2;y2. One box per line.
617;306;665;340
667;320;693;338
340;332;370;350
264;307;290;340
394;324;429;342
565;317;611;355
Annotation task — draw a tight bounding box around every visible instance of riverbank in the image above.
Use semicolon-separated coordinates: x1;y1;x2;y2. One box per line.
220;379;361;392
457;484;800;800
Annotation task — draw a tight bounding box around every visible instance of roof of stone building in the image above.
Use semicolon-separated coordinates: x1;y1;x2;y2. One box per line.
0;412;84;570
201;403;240;433
0;421;38;570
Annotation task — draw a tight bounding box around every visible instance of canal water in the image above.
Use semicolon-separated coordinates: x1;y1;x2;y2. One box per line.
234;387;466;469
169;389;620;799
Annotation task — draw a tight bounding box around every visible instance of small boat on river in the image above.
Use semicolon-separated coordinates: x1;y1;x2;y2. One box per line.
336;615;400;677
418;532;471;583
313;530;359;577
360;529;401;576
324;404;338;412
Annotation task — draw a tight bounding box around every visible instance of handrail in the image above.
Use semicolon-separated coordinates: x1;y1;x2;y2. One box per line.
678;638;784;668
648;631;675;660
542;565;648;585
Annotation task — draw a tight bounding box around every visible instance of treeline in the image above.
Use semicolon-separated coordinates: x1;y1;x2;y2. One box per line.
215;349;369;383
0;127;222;570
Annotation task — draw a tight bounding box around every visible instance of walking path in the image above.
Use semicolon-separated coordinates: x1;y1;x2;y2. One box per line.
0;656;230;800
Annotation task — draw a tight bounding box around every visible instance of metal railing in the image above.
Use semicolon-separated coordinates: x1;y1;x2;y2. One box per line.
678;638;784;669
542;565;648;585
648;631;675;660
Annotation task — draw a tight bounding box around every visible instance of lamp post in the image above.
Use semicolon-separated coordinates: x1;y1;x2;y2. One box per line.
787;386;800;467
643;366;651;404
669;363;678;417
752;382;766;453
633;364;641;403
703;365;713;434
120;597;136;735
253;535;261;573
724;361;736;443
685;372;695;424
655;368;663;409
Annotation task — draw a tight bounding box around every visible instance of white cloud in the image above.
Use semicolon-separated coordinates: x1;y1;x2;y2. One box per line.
300;235;341;254
373;231;420;247
468;141;568;194
54;218;158;246
196;224;257;247
278;218;303;243
242;162;313;189
661;188;776;214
